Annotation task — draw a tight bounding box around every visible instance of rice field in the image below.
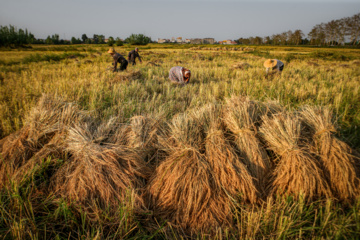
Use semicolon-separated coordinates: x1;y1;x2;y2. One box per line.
0;44;360;239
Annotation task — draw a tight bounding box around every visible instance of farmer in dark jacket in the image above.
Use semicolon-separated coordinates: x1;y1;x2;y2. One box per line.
108;48;128;72
128;48;142;65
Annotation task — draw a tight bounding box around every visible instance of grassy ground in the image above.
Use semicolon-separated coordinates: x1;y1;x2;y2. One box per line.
0;44;360;239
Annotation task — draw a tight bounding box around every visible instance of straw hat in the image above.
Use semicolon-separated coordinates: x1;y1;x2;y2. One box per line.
107;48;115;54
264;59;277;68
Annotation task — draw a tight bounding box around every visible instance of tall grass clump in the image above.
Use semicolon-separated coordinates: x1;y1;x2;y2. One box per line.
300;106;360;201
223;96;271;196
260;113;332;200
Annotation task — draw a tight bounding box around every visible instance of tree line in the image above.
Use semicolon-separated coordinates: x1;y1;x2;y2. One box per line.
0;26;152;47
237;12;359;46
1;12;358;47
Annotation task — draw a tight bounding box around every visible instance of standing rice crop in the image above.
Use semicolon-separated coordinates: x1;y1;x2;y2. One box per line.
300;106;360;201
260;113;332;200
222;96;271;196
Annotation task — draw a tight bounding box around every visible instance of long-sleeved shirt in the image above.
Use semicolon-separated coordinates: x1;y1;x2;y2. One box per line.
128;50;141;63
112;53;127;71
266;59;284;74
169;66;189;84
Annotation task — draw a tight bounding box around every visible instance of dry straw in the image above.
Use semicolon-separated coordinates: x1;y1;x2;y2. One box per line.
110;70;142;85
300;106;360;201
148;104;258;233
223;96;271;196
0;94;86;187
260;112;332;200
231;62;251;70
126;114;164;165
52;122;151;209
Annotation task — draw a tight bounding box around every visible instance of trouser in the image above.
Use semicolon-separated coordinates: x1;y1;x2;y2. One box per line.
129;60;136;66
279;64;284;71
119;60;128;71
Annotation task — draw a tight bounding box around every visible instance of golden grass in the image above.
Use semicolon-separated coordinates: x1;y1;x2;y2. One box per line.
1;44;360;237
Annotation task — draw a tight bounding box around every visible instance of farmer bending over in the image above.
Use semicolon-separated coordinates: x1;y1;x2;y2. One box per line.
128;47;142;65
108;48;128;72
264;59;284;74
169;66;191;85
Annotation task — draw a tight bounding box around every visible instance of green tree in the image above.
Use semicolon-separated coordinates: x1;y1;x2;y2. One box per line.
45;35;53;44
82;34;88;43
125;34;151;45
107;36;114;46
93;34;99;44
98;35;105;44
115;37;123;46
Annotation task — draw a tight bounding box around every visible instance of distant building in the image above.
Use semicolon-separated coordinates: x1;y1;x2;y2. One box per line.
158;38;170;43
190;38;215;44
185;39;191;43
176;37;183;43
219;40;237;45
190;38;203;44
203;38;215;44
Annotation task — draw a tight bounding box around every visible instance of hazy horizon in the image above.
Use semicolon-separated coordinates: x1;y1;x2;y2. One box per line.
1;0;359;41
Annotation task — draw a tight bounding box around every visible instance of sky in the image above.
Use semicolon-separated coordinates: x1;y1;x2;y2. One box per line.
1;0;359;41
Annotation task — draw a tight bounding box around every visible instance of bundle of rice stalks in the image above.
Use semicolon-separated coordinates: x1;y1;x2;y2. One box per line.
259;113;331;200
146;62;161;66
231;62;251;70
126;115;164;165
148;105;258;233
205;113;259;204
52;122;150;210
92;117;121;144
263;99;285;116
223;97;271;195
110;70;142;84
25;94;87;146
0;94;86;187
300;106;360;201
0;130;33;187
12;133;66;188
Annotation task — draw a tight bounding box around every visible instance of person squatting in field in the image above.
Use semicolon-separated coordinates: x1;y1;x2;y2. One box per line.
128;48;142;65
108;48;128;72
169;66;191;85
264;59;284;74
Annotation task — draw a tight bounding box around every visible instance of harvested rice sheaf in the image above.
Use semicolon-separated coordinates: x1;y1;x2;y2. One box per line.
223;96;271;196
0;94;86;187
148;105;258;233
260;113;332;200
126;115;164;165
300;106;360;201
52;123;150;209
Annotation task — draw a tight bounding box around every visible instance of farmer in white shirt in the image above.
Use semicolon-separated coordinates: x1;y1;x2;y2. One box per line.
264;59;284;74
